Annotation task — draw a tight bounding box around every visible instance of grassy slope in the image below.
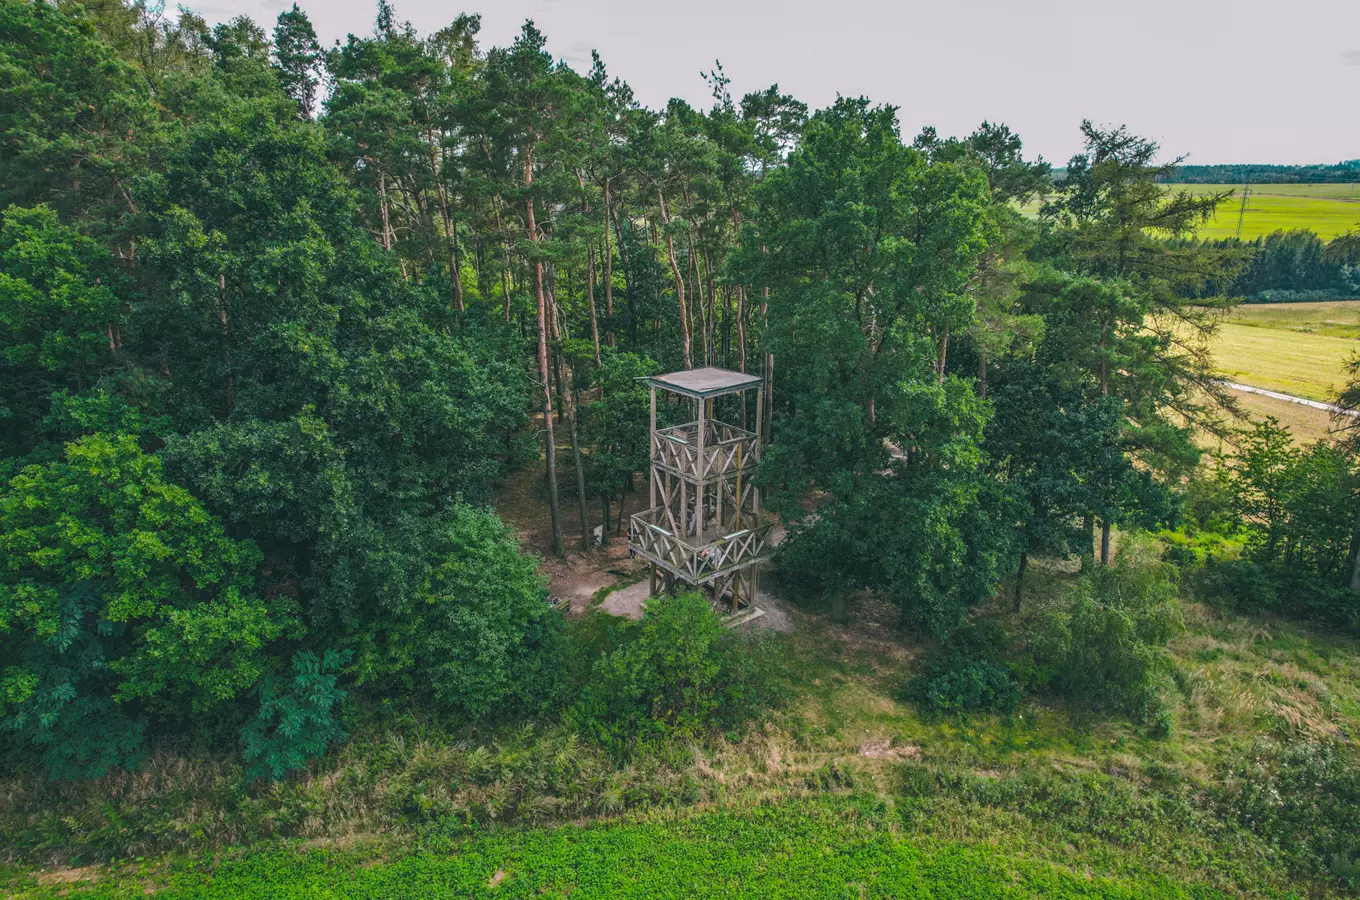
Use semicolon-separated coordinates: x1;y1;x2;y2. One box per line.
6;568;1359;897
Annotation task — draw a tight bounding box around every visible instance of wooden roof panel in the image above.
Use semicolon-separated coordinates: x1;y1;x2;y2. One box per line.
648;367;763;398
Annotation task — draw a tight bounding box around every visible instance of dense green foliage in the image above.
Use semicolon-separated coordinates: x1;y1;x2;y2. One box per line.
904;623;1023;717
240;649;348;781
1183;419;1360;627
0;434;295;779
1037;542;1184;730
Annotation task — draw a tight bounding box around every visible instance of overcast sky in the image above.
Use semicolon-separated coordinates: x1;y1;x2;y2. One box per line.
200;0;1359;166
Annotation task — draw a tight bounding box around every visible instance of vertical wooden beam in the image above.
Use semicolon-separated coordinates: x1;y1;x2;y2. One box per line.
680;477;688;539
649;384;657;511
695;395;705;541
753;386;763;515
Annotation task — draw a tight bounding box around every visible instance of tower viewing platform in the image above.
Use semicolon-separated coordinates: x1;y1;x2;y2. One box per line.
628;367;772;614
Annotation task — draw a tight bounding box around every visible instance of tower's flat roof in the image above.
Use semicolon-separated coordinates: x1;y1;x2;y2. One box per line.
647;367;763;399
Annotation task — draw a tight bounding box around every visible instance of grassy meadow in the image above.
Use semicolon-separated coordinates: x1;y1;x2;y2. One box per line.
1020;182;1360;241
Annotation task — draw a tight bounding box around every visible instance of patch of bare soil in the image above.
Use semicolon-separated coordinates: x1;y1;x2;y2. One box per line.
743;590;796;634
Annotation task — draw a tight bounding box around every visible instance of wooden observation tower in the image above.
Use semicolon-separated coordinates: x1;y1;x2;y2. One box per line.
629;367;774;615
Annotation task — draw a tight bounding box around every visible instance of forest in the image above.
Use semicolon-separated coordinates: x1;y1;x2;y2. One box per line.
1159;160;1360;184
3;1;1360;896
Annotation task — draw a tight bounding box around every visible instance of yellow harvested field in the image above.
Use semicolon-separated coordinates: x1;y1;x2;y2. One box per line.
1212;322;1353;402
1227;389;1338;445
1231;299;1360;339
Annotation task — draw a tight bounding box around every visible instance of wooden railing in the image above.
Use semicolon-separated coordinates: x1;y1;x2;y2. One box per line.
629;506;774;585
651;419;758;483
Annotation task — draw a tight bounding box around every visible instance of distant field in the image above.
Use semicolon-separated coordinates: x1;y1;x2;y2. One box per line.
1019;182;1360;240
1182;183;1360;240
1212;301;1359;402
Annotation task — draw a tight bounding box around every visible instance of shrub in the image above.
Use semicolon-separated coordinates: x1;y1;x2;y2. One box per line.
1191;557;1360;630
0;435;298;780
240;650;349;781
903;623;1022;717
571;592;785;746
1192;556;1278;614
1038;535;1183;729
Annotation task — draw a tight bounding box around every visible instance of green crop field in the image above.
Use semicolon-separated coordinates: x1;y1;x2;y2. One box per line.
1020;182;1360;241
1;800;1226;899
1184;183;1360;241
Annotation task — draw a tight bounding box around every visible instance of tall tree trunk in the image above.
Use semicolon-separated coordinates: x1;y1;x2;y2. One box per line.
736;285;747;372
657;188;692;369
603;179;616;347
1081;513;1095;571
427;131;463;312
378;168;393;252
1100;520;1112;565
550;285;592;551
526;143;564;557
1014;548;1028;611
493;194;513;323
577;173;602;368
703;248;718;366
1347;504;1360;592
585;241;602;368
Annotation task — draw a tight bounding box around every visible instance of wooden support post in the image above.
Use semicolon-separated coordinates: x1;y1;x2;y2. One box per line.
649;563;657;595
753;386;763;515
695;396;705;542
655;388;660;513
680;478;687;539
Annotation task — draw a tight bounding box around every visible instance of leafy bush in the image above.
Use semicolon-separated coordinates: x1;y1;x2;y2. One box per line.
1215;739;1360;887
571;593;785;746
903;623;1023;717
0;435;298;779
240;650;349;781
1037;535;1183;730
1191;556;1278;614
1191;556;1360;630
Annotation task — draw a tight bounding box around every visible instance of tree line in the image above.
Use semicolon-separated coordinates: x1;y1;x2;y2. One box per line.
1159;160;1360;184
1193;229;1360;302
2;0;1359;781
